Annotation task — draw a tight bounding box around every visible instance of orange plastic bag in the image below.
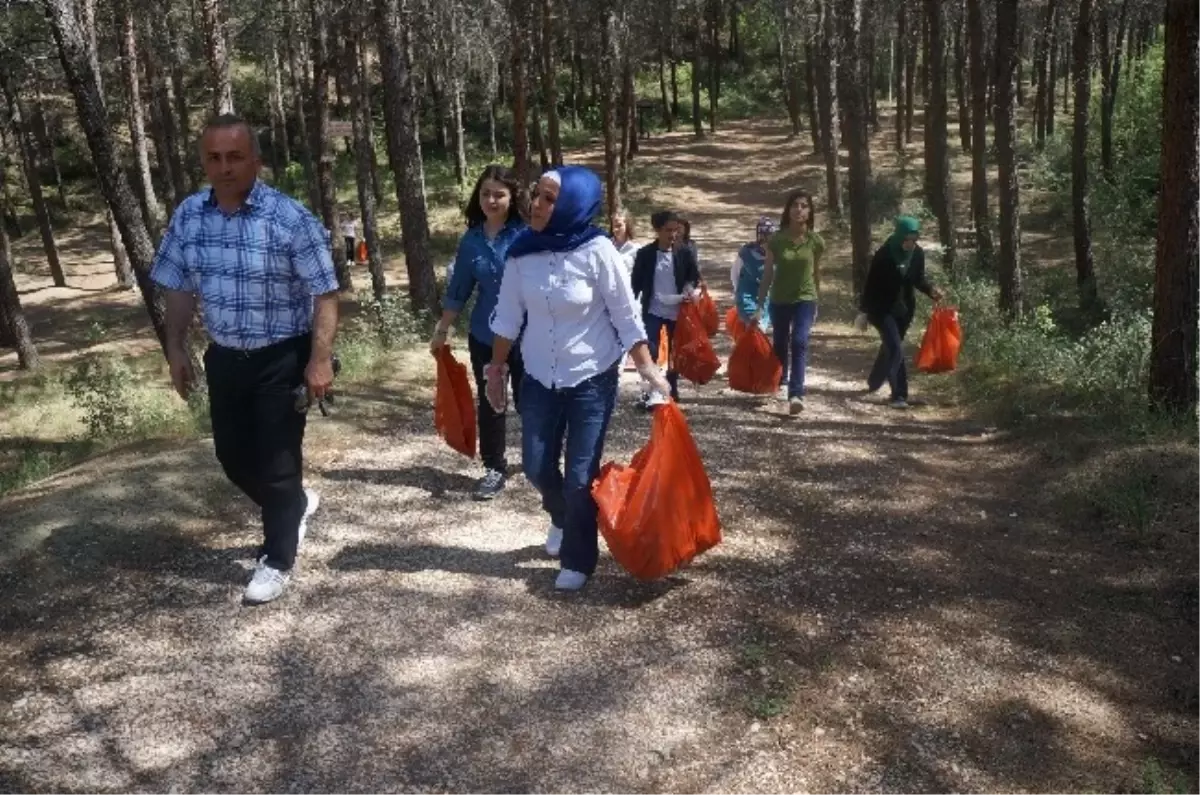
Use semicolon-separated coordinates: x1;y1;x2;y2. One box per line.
592;402;722;580
674;303;721;385
434;346;477;457
355;240;368;264
697;285;719;336
728;326;782;394
656;325;670;368
725;306;745;343
915;306;963;373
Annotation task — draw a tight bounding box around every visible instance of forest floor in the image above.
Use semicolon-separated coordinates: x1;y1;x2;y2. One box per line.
0;118;1196;793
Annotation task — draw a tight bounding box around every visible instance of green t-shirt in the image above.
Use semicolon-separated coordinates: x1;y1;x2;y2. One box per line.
768;230;825;303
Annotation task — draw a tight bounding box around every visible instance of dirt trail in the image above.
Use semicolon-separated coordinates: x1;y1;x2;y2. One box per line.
1;120;1195;793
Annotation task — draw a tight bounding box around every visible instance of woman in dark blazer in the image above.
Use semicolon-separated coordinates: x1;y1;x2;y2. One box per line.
630;210;701;403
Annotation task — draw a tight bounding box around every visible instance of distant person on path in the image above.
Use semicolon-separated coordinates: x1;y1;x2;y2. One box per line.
732;216;777;333
752;189;825;416
430;165;529;500
151;113;339;605
610;208;639;276
340;215;358;266
631;210;701;406
487;166;670;591
855;215;944;409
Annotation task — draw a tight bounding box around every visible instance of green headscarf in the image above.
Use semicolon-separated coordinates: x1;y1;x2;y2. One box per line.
888;216;921;272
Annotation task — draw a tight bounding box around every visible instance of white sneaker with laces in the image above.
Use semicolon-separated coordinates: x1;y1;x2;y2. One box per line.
554;569;589;591
545;523;564;557
244;563;290;604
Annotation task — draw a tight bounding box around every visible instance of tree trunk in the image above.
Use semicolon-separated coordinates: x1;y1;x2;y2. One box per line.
2;82;66;288
531;103;550;172
1099;0;1129;179
352;37;386;301
692;12;705;137
164;18;196;191
1015;25;1025;107
659;47;674;130
449;80;468;190
816;0;842;219
42;0;172;353
842;0;872;295
600;11;620;223
308;0;345;291
966;0;994;266
29;90;67;209
199;0;234;115
1046;10;1058;138
1149;0;1199;412
895;7;906;153
708;0;721;133
995;0;1023;316
619;59;635;187
286;0;318;213
118;0;165;237
671;59;680;120
1072;0;1101;315
269;40;292;176
509;0;531;185
375;0;438;314
0;217;38;369
923;0;954;269
541;0;563;165
144;23;187;208
904;1;917;142
805;45;822;152
954;0;971;153
1034;0;1058;146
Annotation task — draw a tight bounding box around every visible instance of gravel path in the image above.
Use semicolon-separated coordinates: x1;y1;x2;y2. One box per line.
1;120;1195;793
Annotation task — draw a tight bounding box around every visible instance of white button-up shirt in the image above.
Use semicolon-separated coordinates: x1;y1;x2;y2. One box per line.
490;236;647;390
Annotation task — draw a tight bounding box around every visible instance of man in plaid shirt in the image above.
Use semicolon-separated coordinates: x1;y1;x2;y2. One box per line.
151;113;340;605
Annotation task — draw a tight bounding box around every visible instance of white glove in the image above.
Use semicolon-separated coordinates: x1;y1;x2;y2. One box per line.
853;312;869;332
636;361;672;401
483;363;509;414
657;292;685;306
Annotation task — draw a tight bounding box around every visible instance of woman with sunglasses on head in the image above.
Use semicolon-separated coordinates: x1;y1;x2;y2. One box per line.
856;215;944;409
487;166;671;592
752;189;825;416
430;165;529;501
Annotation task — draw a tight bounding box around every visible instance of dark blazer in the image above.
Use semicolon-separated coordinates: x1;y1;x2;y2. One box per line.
859;243;935;328
630;243;701;319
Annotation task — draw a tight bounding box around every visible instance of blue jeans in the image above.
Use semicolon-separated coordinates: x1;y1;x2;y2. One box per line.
768;301;818;399
643;313;680;398
520;365;620;577
868;314;909;400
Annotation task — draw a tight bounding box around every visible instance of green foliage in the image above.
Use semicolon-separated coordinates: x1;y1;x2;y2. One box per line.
1138;758;1194;795
865;173;905;224
65;354;207;441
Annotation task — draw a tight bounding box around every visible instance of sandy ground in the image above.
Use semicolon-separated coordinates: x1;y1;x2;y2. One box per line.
1;119;1196;793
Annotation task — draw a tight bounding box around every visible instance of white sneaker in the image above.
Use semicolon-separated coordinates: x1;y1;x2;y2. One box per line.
554;569;589;591
298;487;320;548
545;523;564;557
244;562;290;604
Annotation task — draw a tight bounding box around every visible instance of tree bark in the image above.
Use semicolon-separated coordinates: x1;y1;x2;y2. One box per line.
29;89;67;209
3;82;66;288
1034;0;1058;146
1072;0;1101;315
707;0;721;133
659;47;675;130
816;0;842;219
805;44;822;153
269;40;292;177
286;0;318;212
841;0;872;295
954;0;971;152
995;0;1023;317
509;0;532;184
351;37;386;301
42;0;171;352
143;21;187;208
923;0;954;269
163;17;196;191
904;0;917;142
1099;0;1129;179
1149;0;1199;412
966;0;994;266
601;10;621;222
0;218;38;369
541;0;563;165
199;0;234;115
308;0;345;290
375;0;438;314
894;4;906;153
619;59;635;187
1046;8;1058;138
692;10;705;137
118;0;165;237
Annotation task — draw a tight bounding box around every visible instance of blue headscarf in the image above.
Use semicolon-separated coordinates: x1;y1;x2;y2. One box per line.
506;166;606;259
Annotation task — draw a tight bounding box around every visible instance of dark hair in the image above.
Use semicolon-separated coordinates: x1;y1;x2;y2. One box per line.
680;217;692;241
200;113;260;157
650;209;683;230
780;189;815;232
465;164;527;227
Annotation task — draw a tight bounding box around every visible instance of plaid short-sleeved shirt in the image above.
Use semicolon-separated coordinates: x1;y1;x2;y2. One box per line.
150;181;339;350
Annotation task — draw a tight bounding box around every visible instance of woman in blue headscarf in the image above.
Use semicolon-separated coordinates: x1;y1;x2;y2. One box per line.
731;216;777;333
487;166;672;592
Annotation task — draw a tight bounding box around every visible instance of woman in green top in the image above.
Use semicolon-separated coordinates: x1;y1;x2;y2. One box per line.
752;189;825;415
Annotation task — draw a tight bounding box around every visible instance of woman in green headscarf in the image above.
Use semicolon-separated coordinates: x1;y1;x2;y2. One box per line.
854;216;944;409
